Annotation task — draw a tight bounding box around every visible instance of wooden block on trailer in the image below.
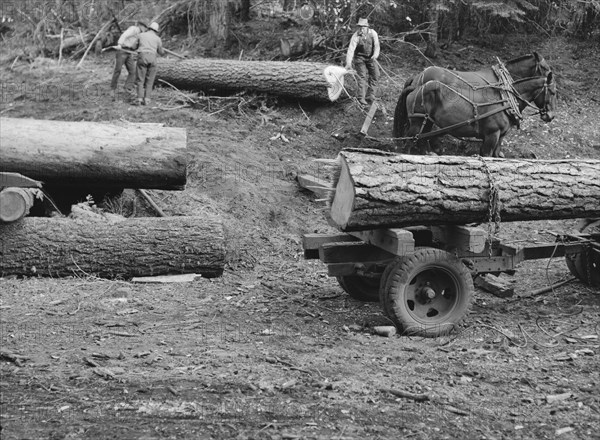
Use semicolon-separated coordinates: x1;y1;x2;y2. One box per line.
349;228;415;256
431;225;487;254
474;273;514;298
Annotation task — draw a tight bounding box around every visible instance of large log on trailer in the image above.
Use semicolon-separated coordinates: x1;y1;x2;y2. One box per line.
329;149;600;231
0;216;225;278
0;118;187;190
157;59;348;102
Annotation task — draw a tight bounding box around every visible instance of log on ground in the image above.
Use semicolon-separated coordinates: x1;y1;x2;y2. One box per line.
0;216;225;278
329;149;600;231
0;118;187;190
157;58;348;102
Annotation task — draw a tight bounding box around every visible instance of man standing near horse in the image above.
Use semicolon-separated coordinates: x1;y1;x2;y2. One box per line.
345;18;380;106
134;21;165;106
110;20;148;98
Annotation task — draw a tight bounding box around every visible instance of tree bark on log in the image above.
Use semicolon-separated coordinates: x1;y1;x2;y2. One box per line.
329;149;600;231
157;59;348;102
0;216;225;278
0;118;187;190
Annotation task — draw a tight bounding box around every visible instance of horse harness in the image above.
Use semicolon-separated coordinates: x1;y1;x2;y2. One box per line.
405;62;527;141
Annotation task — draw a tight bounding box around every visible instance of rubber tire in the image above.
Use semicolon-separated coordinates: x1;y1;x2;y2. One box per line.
381;248;474;337
337;275;381;302
565;223;600;287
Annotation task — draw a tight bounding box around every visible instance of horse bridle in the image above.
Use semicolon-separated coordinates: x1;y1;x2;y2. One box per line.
511;73;554;118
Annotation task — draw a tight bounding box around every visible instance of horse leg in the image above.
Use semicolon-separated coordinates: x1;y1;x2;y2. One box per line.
492;135;505;158
480;131;500;157
403;118;423;154
419;120;435;155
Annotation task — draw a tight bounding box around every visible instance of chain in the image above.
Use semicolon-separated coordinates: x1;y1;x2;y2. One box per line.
479;156;501;257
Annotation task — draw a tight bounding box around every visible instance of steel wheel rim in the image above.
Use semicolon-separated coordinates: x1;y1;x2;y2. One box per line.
403;266;461;324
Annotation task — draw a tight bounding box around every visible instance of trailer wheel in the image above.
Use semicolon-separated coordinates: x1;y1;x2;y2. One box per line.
565;221;600;287
337;275;381;302
381;248;474;337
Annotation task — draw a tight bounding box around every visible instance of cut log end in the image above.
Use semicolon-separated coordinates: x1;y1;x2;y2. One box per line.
323;66;348;102
329;155;353;230
0;188;34;223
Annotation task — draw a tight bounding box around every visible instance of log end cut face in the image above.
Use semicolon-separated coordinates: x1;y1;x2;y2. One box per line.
323;66;348;102
329;155;355;230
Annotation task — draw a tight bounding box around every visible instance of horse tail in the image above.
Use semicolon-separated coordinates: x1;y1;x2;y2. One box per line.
393;84;416;138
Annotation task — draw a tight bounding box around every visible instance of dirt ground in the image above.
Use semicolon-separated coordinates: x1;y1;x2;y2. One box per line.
1;32;599;439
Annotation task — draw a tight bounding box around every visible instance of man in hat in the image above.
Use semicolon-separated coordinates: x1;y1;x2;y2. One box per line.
345;18;380;106
111;20;148;97
134;22;165;106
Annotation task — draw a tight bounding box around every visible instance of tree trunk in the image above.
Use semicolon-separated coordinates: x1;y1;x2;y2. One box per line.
424;2;439;58
157;59;349;102
209;0;230;43
0;216;225;278
0;118;187;190
240;0;251;21
328;149;600;231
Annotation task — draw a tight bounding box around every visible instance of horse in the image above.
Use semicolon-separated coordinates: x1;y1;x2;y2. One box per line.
393;52;552;141
401;71;556;157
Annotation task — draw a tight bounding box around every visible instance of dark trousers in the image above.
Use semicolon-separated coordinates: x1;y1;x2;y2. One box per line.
136;52;157;101
110;51;136;91
354;56;380;101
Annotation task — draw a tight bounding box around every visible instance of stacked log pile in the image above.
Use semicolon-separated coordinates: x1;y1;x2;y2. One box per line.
0;118;226;279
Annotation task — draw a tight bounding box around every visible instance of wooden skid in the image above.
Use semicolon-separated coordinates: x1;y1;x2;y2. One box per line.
319;241;395;264
297;174;333;199
303;233;359;259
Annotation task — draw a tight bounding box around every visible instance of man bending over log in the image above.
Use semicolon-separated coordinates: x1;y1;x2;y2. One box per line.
345;18;380;106
111;20;147;99
134;22;165;106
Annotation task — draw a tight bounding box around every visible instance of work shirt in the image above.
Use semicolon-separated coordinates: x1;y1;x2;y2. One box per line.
346;28;380;65
136;30;165;62
118;25;142;50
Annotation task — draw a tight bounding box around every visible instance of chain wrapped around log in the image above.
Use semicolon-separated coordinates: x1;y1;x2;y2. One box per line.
327;149;600;232
156;58;349;102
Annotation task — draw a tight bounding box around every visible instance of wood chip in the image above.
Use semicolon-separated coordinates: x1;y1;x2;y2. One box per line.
546;392;572;403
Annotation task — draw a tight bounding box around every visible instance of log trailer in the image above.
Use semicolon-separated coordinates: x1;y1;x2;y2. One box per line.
299;150;600;337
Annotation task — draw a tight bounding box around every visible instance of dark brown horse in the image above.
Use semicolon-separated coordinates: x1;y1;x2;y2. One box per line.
393;52;552;142
401;71;556;157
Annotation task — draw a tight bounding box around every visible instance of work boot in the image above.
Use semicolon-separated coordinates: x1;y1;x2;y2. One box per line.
358;98;368;106
132;98;143;106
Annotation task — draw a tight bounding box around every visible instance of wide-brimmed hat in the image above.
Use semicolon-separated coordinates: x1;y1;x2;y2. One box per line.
357;18;369;27
149;22;159;32
136;20;148;28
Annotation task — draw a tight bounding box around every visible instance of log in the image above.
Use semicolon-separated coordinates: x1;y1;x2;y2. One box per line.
0;216;225;279
328;149;600;231
0;118;187;190
0;188;35;223
157;59;348;102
